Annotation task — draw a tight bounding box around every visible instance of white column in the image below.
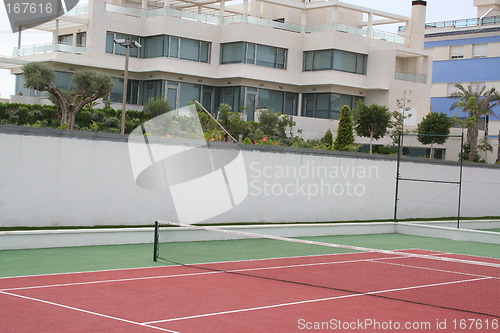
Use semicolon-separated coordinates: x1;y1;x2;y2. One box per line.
219;0;225;24
54;19;60;44
367;12;373;38
163;0;169;7
142;0;148;9
297;93;303;117
243;0;249;22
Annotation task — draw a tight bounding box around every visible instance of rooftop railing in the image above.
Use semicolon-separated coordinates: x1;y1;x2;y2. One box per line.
106;3;406;44
399;15;500;31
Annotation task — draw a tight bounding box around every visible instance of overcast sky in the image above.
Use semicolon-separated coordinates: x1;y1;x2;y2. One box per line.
0;0;478;99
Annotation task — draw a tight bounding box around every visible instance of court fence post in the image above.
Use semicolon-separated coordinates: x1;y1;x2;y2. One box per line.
153;221;159;262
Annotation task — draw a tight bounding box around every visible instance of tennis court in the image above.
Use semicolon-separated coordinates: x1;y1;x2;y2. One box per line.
1;231;499;333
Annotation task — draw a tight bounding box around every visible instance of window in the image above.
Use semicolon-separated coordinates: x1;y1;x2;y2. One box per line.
143;35;164;58
76;32;86;47
58;34;73;45
221;42;287;69
180;38;200;61
303;49;367;74
302;93;363;120
105;32;142;58
450;45;464;59
472;44;487;58
106;32;210;63
221;42;245;64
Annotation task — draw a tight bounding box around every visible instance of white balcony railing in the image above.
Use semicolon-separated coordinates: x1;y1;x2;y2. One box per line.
13;43;88;57
66;4;88;16
395;71;427;83
105;3;407;44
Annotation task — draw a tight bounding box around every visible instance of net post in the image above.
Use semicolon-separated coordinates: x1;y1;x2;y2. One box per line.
393;132;402;223
457;130;464;229
153;221;159;262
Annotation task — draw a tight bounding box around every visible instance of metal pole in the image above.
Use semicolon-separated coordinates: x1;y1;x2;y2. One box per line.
153;221;159;262
393;132;402;222
457;130;464;229
121;40;130;135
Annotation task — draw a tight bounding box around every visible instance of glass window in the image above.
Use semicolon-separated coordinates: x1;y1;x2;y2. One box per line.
110;78;124;103
276;48;286;69
221;42;244;64
58;34;73;45
54;72;75;90
304;52;313;71
304;95;315;118
106;32;114;54
315;94;330;119
334;50;356;73
143;35;164;58
179;83;200;107
127;80;140;105
200;42;210;63
142;80;163;104
180;38;200;61
356;54;366;74
314;50;333;71
169;37;179;58
167;88;178;109
256;45;277;68
76;32;86;47
246;43;256;64
284;93;297;116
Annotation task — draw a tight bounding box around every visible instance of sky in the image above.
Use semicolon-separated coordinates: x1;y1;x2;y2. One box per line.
0;0;477;99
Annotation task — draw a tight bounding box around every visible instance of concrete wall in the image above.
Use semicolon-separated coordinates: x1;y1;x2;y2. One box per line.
0;126;499;227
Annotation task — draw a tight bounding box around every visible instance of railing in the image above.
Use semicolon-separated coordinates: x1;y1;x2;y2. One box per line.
13;43;88;57
399;15;500;31
105;3;407;43
395;71;427;84
66;4;88;16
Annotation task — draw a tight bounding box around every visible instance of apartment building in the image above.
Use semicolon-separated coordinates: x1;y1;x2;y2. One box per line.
424;0;500;162
8;0;432;142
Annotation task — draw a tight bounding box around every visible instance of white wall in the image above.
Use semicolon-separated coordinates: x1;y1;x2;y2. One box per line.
0;127;499;227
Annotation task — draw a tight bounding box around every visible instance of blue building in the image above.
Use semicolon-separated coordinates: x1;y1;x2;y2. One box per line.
424;0;500;162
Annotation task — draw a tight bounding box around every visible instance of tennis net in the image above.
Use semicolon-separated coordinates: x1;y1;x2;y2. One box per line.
153;220;500;318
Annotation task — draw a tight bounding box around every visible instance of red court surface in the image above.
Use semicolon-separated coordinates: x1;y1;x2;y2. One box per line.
0;250;498;333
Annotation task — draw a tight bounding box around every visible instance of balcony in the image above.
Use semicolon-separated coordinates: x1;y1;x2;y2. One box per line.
13;43;88;57
395;71;427;84
105;3;406;44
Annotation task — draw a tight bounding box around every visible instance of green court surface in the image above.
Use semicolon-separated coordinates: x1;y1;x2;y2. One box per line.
484;228;500;233
1;233;499;278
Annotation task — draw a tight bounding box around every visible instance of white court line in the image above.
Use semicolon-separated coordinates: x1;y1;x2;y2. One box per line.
3;252;494;292
0;291;180;333
0;255;411;292
0;251;371;280
143;276;494;325
373;259;500;279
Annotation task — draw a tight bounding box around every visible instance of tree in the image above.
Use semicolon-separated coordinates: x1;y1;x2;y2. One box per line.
144;96;172;117
22;62;113;130
450;84;500;162
416;112;453;159
333;105;355;151
353;101;391;154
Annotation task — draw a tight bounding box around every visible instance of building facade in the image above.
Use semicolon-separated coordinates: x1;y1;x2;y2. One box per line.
9;0;432;144
424;0;500;162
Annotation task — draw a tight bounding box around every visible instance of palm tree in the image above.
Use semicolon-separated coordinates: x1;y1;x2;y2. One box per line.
450;84;500;162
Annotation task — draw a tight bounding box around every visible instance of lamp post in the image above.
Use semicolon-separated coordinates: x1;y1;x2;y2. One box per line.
114;38;141;134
